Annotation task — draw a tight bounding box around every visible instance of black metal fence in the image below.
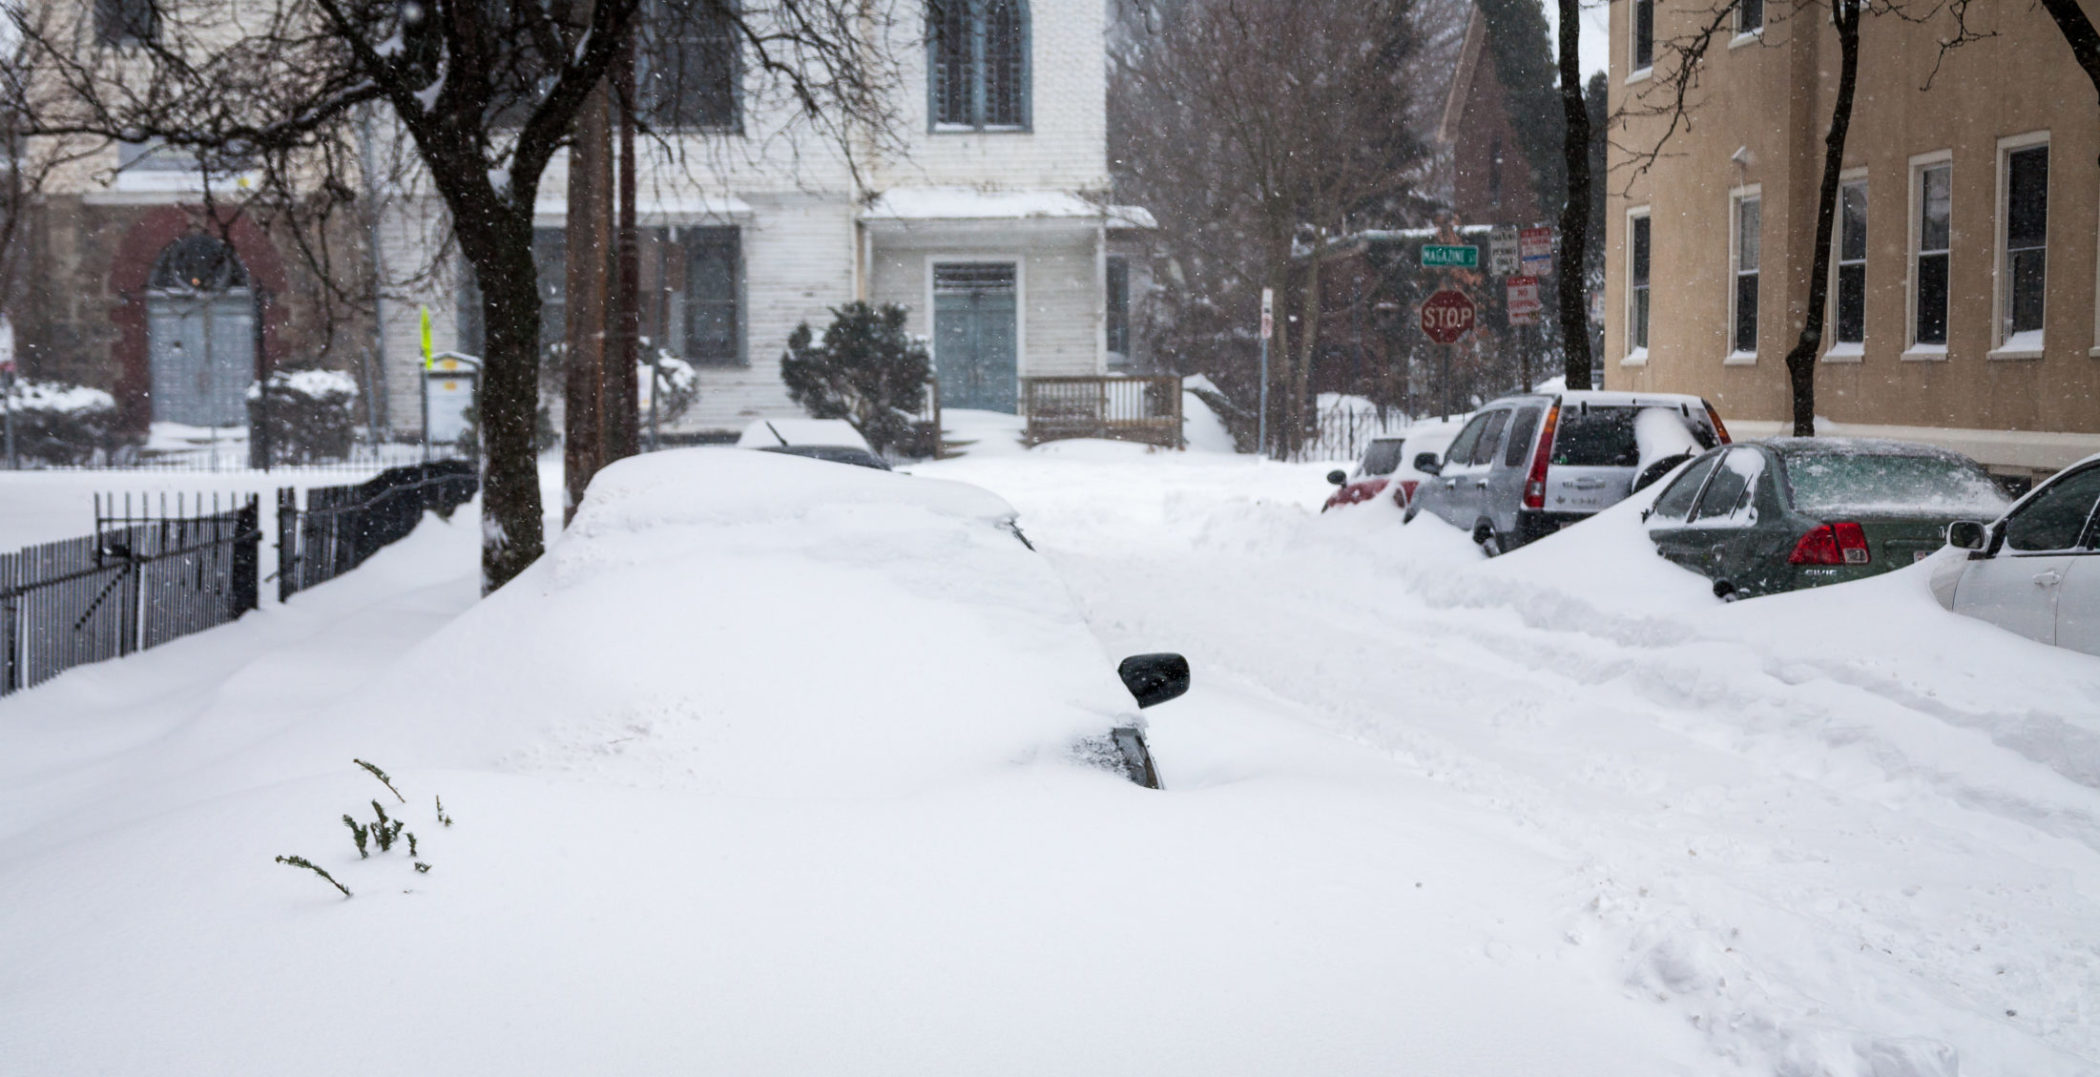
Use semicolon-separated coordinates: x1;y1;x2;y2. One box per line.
0;494;260;696
277;461;478;602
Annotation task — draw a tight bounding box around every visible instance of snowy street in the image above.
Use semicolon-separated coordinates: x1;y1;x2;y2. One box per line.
3;441;2098;1075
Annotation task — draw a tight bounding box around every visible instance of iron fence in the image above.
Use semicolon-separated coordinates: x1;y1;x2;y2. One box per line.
0;494;260;697
277;461;478;602
1283;402;1413;463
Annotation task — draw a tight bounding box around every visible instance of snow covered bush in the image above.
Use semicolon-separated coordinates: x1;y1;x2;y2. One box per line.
641;350;699;424
1;378;137;465
779;302;930;456
247;368;358;463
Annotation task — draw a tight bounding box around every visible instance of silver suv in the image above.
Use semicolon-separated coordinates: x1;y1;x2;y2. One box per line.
1405;390;1729;554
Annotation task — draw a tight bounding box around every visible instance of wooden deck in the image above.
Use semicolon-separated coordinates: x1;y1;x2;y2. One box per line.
1021;376;1184;449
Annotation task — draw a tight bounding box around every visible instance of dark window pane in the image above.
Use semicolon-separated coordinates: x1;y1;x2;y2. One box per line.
983;0;1027;127
1836;264;1865;343
2004;466;2100;552
1651;453;1722;522
1471;409;1511;466
1631;216;1650;286
1634;0;1654;68
2009;249;2046;335
1105;256;1130;360
1840;182;1868;261
642;0;740;129
96;0;156;44
1735;274;1758;353
1693;452;1754;521
1738;0;1763;32
1360;439;1404;476
1443;413;1493;464
1737;198;1760;271
2007;146;2048;248
1633;288;1650;350
930;0;974;125
533;228;567;357
1552;407;1641;468
682;227;740;365
1915;253;1948;345
1503;408;1540;468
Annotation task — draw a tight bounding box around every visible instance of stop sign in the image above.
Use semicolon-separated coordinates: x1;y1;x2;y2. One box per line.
1419;290;1476;344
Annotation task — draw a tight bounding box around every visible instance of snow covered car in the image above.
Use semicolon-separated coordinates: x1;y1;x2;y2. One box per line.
1321;421;1464;512
1406;390;1728;554
1933;452;2100;656
1643;438;2008;600
434;448;1189;790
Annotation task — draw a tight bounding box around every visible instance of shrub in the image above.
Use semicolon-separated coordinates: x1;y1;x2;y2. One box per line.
780;302;930;456
1;379;136;465
247;368;358;463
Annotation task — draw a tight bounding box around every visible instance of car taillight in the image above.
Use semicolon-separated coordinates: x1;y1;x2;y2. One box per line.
1522;403;1559;510
1396;479;1418;506
1789;522;1871;565
1703;399;1731;444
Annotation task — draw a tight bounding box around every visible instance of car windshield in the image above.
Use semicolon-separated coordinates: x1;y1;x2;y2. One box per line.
1552;405;1718;468
1358;439;1405;476
1782;451;2007;517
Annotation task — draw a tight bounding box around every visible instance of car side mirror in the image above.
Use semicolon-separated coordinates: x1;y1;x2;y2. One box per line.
1414;453;1442;476
1947;520;1989;551
1118;653;1190;709
1327;469;1347;486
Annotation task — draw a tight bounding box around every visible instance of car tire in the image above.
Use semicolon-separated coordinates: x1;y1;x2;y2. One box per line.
1713;580;1739;602
1474;522;1503;557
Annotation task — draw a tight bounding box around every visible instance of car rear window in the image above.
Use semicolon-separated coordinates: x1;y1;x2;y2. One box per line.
1359;439;1405;476
1503;408;1541;467
1783;451;2009;519
1552;405;1719;468
1471;411;1511;466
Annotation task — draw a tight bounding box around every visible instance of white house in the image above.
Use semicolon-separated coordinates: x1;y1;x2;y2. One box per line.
378;0;1149;440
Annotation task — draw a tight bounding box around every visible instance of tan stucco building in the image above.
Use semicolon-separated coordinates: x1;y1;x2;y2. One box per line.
1603;0;2100;477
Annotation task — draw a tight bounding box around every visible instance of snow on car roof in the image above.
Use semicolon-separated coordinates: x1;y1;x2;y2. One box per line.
1764;436;1974;461
344;449;1135;796
735;418;872;451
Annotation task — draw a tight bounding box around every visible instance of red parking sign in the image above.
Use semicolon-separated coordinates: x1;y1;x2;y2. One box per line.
1419;290;1476;344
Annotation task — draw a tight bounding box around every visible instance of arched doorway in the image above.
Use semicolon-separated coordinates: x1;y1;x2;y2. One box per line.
145;234;253;427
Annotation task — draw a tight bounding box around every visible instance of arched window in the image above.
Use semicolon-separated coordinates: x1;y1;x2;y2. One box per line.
928;0;1029;130
149;235;248;294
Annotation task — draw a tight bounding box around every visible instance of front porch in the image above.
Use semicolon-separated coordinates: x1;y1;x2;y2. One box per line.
1021;375;1183;449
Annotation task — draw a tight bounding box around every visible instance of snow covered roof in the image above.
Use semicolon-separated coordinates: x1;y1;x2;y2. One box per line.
861;188;1152;228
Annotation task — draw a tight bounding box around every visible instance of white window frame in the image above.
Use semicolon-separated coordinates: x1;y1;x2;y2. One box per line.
1904;149;1953;361
1990;130;2049;360
1624;205;1652;365
1726;185;1761;365
1627;0;1655;82
1731;0;1764;47
1825;168;1868;363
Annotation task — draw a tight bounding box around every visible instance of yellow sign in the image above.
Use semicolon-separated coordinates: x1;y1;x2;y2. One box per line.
420;305;433;369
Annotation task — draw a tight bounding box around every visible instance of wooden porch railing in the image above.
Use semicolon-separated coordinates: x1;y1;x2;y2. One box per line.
1021;375;1183;449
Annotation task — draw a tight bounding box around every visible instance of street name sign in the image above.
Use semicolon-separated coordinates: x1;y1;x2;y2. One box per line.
1421;244;1479;269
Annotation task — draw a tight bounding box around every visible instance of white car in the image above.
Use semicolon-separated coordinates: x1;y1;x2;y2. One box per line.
1933;453;2100;656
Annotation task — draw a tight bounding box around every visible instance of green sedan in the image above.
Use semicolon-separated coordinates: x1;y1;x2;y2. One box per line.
1642;438;2011;600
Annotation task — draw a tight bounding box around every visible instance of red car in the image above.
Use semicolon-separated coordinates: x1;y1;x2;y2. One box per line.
1323;424;1464;512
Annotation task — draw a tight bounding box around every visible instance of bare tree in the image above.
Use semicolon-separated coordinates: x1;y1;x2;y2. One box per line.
1112;0;1430;456
1552;0;1592;389
6;0;905;591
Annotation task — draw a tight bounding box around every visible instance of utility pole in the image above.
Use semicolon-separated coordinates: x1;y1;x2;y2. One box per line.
605;33;640;463
1257;287;1272;456
563;78;614;524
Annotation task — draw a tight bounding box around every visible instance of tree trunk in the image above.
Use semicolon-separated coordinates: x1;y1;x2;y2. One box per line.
467;220;549;593
2037;0;2100;127
607;38;641;463
1265;267;1290;458
1555;0;1593;389
1783;0;1861;437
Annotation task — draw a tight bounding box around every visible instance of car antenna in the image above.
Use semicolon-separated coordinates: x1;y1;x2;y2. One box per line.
765;420;790;446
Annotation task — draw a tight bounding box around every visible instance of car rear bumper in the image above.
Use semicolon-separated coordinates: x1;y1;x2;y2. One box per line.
1516;510;1590;546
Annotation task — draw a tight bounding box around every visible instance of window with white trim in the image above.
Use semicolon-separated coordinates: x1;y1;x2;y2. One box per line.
2001;141;2048;350
1834;179;1867;346
1732;192;1760;355
1737;0;1764;34
1632;0;1655;72
929;0;1030;130
1628;211;1651;354
1913;161;1951;347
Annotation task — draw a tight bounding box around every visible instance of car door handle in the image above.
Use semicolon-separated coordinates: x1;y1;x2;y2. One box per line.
2034;570;2065;588
1473;479;1488;489
1569;477;1607;490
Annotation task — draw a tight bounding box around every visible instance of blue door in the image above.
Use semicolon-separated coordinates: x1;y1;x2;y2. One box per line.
932;262;1018;413
147;292;253;427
